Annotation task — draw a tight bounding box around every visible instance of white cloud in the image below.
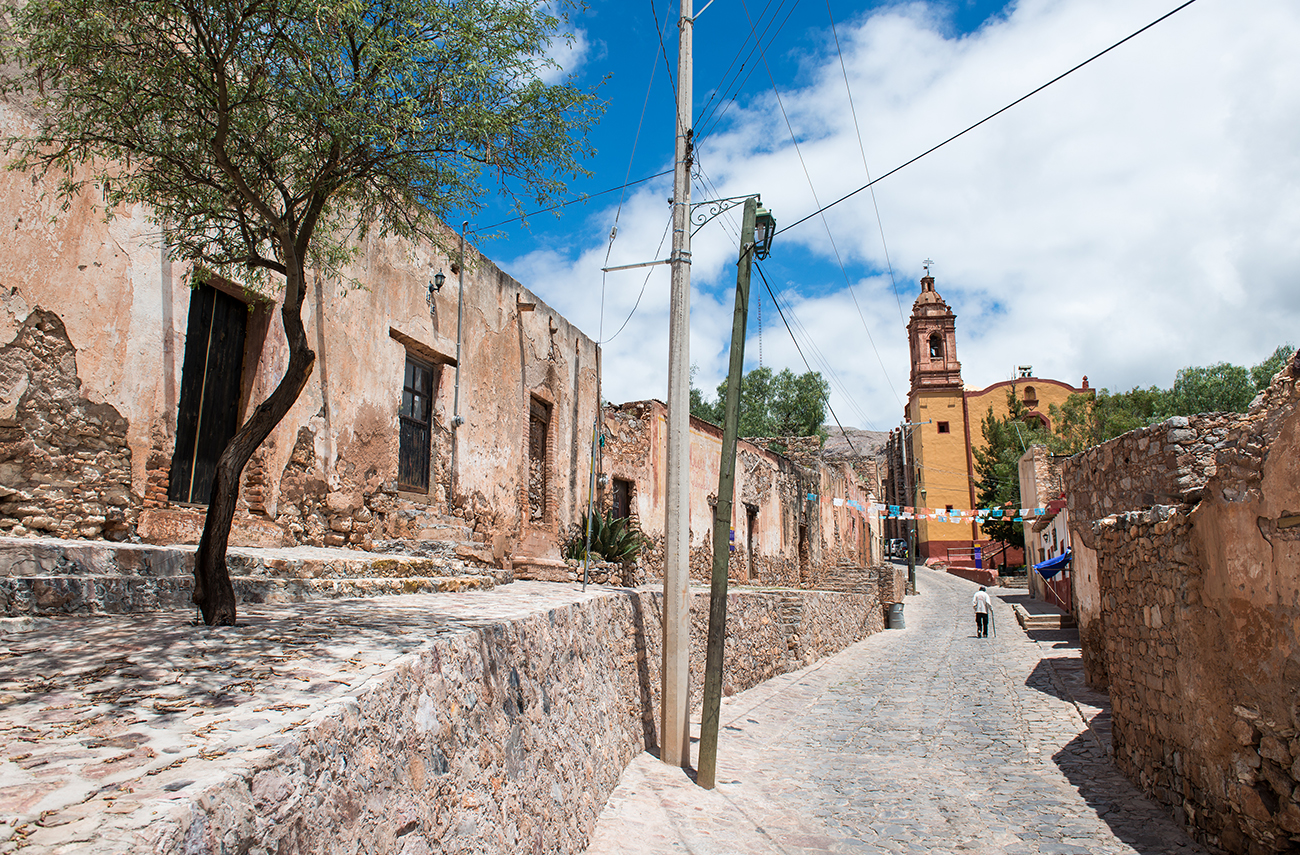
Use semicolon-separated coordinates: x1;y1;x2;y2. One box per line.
538;26;591;85
505;0;1300;427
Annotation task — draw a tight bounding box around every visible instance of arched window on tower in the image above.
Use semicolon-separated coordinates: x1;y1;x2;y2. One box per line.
1023;385;1038;407
928;333;943;360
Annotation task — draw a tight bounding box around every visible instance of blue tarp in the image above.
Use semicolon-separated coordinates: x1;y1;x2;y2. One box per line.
1033;549;1071;580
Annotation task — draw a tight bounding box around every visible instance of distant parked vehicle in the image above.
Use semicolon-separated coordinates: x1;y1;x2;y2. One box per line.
886;538;908;559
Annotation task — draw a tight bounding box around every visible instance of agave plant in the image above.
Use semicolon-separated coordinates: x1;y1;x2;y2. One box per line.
565;509;644;564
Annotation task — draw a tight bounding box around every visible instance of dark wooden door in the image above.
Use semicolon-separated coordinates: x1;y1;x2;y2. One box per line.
610;478;631;520
169;284;247;505
398;355;434;492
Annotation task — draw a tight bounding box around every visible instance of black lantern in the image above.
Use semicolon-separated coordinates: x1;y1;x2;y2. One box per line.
430;270;446;294
753;207;776;260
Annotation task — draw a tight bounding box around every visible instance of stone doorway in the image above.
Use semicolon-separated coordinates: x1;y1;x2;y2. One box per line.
745;504;758;582
528;397;551;523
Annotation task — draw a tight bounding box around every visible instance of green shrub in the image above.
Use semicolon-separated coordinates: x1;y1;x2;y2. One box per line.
564;510;644;564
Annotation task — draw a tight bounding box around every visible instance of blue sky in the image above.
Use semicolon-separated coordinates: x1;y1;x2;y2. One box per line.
460;0;1300;431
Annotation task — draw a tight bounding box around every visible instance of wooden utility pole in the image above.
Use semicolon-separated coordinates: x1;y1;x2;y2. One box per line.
697;197;757;789
661;0;694;769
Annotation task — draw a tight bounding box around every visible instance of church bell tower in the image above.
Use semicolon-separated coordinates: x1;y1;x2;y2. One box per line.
907;274;962;391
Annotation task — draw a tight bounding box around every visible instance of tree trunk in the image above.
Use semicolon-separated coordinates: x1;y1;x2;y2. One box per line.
192;266;315;626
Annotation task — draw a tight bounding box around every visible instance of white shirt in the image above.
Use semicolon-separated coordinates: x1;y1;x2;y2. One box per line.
972;591;992;614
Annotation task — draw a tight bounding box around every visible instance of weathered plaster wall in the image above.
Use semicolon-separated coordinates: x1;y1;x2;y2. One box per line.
150;584;889;855
0;100;599;562
0;102;179;542
601;401;876;590
1062;353;1300;854
1064;408;1243;690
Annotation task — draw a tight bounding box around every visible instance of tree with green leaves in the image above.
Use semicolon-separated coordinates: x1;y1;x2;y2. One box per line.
691;366;829;439
2;0;599;625
1250;344;1296;391
1165;362;1254;416
1049;385;1166;454
1049;344;1296;454
972;390;1051;555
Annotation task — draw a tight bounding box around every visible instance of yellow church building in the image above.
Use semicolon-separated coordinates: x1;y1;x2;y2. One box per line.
882;274;1088;571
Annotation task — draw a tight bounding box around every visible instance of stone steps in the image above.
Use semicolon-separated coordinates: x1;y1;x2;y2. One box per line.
0;536;506;616
1012;602;1076;630
999;575;1030;590
1;572;498;615
816;562;876;594
777;592;804;660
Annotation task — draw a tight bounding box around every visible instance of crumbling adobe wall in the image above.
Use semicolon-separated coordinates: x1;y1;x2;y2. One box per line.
1063;351;1300;854
602;402;877;591
0;310;135;541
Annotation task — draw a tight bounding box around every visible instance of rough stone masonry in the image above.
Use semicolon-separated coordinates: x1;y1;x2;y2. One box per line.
1064;350;1300;854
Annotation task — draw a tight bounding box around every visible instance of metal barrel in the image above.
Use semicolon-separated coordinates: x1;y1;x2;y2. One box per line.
888;602;905;629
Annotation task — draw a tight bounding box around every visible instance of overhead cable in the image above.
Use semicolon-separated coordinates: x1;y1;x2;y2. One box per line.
775;0;1204;237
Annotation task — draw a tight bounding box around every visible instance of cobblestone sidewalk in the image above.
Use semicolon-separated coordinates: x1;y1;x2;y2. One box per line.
583;566;1207;855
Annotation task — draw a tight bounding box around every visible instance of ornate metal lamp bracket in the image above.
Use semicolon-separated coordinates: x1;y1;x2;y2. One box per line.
689;195;760;237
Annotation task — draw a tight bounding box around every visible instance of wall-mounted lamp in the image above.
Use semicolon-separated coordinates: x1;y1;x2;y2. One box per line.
430;270;446;294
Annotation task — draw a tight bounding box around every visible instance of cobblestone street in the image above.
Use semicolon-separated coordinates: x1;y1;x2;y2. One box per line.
585;566;1209;855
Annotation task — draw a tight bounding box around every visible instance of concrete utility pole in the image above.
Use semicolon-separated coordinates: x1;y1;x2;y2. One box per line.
661;0;693;770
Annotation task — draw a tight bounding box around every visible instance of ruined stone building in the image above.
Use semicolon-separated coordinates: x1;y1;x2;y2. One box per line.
600;400;881;589
1063;350;1299;854
882;274;1088;568
0;99;599;579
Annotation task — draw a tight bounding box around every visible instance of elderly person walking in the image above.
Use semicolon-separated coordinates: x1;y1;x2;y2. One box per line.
972;586;992;637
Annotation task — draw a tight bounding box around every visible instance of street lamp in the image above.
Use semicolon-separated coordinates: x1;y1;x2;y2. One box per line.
600;192;770;777
698;196;771;790
753;207;776;260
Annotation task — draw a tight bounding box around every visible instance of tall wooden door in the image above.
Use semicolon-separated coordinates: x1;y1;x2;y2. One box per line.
398;355;434;492
169;284;247;505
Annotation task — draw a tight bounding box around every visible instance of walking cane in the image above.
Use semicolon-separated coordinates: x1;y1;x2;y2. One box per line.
989;604;996;638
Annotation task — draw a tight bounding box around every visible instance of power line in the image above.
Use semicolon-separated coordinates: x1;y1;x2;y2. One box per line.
693;166;877;431
755;262;865;456
695;0;803;142
469;169;673;234
648;0;677;105
603;214;673;344
599;17;670;344
735;0;904;412
824;0;906;327
776;0;1204;237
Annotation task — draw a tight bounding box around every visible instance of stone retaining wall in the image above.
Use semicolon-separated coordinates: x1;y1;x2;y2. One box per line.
152;583;888;854
1062;351;1300;854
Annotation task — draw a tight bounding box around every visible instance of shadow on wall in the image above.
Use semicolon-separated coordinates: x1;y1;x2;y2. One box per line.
626;590;660;757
